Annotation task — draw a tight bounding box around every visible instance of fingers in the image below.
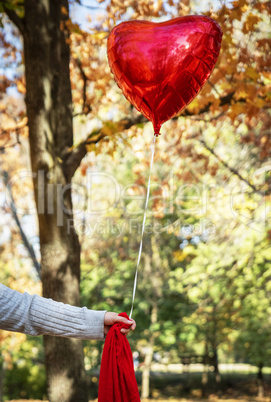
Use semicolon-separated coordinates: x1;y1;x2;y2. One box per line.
120;318;136;335
104;312;136;336
129;319;136;330
116;316;134;325
117;316;136;328
121;328;131;335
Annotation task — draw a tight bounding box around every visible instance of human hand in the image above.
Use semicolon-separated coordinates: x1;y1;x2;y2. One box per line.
104;312;136;336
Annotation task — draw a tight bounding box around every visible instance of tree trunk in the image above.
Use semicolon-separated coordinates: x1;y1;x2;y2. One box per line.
141;303;157;399
0;356;4;402
140;235;163;399
210;317;221;384
212;346;221;383
257;362;264;398
201;342;209;398
23;1;88;401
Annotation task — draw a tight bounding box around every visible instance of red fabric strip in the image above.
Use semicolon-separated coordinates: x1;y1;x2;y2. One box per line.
98;312;141;402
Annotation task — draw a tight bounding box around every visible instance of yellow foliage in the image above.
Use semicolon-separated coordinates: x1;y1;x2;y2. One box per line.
234;85;248;100
91;32;109;40
243;13;261;33
232;0;248;7
61;6;68;15
253;97;266;108
234;83;258;102
17;80;26;94
228;102;247;120
209;98;220;114
245;67;260;81
85;143;96;153
262;71;271;81
186;98;201;114
173;246;195;262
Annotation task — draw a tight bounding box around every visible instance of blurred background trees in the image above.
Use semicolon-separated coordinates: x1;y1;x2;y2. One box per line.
0;0;270;400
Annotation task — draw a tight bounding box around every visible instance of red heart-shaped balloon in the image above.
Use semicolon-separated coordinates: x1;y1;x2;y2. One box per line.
108;16;222;135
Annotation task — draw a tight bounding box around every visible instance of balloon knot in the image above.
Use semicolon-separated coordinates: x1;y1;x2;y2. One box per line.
154;132;161;137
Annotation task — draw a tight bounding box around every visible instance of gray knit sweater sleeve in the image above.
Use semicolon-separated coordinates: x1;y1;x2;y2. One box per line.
0;283;106;340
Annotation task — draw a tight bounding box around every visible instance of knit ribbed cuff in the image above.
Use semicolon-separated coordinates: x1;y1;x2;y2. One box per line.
83;308;107;340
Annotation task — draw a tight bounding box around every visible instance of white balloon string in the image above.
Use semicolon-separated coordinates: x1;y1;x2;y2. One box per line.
129;135;156;319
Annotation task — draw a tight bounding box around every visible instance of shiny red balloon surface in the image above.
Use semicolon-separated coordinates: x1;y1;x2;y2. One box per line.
107;16;222;135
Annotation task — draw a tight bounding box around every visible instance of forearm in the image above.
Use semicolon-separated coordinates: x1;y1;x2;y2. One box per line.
0;284;106;340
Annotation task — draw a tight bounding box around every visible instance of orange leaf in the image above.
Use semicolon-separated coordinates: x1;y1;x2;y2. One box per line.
231;102;247;114
61;6;68;15
243;13;261;33
210;98;220;114
17;81;26;94
228;102;247;120
234;86;247;101
245;67;260;81
253;98;266;108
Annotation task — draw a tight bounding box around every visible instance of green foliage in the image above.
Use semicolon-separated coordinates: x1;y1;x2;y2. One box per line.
3;336;46;400
0;0;24;26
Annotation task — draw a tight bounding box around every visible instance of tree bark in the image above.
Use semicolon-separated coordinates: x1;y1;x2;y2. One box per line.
0;356;4;402
201;341;209;398
141;303;157;399
22;1;88;401
211;343;221;383
140;235;163;399
257;362;264;398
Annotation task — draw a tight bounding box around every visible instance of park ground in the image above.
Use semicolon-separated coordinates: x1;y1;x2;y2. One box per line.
4;370;271;401
5;374;271;402
5;398;271;402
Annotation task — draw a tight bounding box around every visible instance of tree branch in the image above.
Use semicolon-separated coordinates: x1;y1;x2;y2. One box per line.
189;111;225;122
3;171;41;278
72;57;92;117
64;91;236;179
3;4;25;35
0;142;19;151
199;138;261;195
77;1;105;10
181;91;235;117
63;114;146;180
0;127;21;151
